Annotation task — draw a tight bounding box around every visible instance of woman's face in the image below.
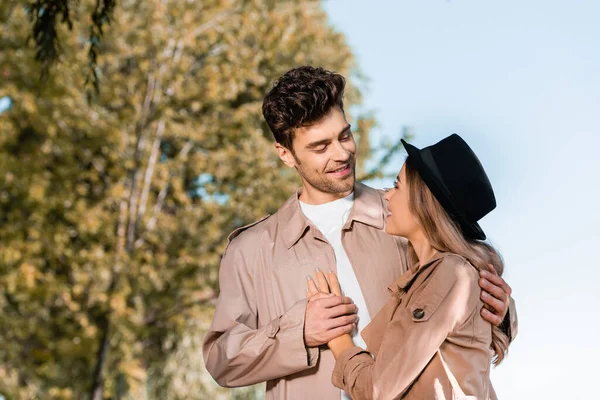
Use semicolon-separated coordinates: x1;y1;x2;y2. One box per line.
383;164;420;238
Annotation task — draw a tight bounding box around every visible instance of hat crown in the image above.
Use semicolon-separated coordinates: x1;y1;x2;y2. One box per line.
426;134;496;223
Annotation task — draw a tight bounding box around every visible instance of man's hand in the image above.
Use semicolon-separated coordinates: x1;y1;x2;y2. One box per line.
305;268;357;358
303;275;357;347
479;264;512;326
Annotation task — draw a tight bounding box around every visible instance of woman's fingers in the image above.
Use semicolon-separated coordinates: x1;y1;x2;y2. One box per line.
306;275;319;296
308;267;342;297
315;268;331;294
327;269;343;296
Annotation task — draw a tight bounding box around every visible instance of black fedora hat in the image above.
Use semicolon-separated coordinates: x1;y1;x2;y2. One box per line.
400;134;496;240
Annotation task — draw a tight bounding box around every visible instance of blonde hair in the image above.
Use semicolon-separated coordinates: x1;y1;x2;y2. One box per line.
404;158;508;365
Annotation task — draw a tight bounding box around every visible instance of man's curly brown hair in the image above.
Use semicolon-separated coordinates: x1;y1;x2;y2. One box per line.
262;66;346;153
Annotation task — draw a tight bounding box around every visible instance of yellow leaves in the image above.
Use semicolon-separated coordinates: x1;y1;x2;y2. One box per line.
141;264;165;291
5;171;15;184
118;358;148;396
80;213;101;234
110;293;127;315
20;95;39;115
19;262;38;289
72;284;84;297
48;387;73;399
2;247;22;266
119;359;147;382
61;291;81;312
28;181;47;202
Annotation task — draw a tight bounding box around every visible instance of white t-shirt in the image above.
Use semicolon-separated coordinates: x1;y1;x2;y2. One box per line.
300;192;372;400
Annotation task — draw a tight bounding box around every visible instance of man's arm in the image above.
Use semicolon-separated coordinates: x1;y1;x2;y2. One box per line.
202;244;318;387
202;243;358;387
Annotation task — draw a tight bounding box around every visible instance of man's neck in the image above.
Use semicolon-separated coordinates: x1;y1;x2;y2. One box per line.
298;186;354;205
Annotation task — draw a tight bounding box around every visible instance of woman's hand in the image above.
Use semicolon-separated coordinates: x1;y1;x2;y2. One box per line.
306;267;343;296
306;268;356;359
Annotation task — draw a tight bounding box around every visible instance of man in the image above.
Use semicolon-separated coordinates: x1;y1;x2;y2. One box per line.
203;66;516;399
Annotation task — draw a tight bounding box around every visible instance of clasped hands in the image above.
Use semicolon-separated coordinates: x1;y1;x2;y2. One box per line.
303;268;356;349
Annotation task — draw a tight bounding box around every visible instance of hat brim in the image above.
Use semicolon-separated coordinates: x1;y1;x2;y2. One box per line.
400;139;486;240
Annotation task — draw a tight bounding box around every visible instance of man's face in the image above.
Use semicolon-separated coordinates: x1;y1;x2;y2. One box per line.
276;107;357;203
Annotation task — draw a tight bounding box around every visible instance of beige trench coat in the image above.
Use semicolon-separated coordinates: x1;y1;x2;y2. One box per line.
202;183;516;399
332;252;500;399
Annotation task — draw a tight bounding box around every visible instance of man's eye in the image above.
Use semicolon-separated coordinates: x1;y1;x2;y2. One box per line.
315;147;327;153
340;133;351;141
392;180;397;188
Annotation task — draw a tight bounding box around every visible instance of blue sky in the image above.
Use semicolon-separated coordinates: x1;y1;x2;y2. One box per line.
324;1;600;398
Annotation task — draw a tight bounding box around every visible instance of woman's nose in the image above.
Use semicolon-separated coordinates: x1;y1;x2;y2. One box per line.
383;189;392;200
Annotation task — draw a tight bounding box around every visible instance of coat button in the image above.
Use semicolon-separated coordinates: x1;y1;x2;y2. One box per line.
413;308;425;319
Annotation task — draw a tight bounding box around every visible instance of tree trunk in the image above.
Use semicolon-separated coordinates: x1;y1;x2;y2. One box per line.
90;315;110;400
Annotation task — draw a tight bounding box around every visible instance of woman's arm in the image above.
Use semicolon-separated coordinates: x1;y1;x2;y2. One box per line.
310;257;483;399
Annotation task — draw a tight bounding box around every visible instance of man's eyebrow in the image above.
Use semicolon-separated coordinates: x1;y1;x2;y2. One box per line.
305;138;331;149
305;124;352;149
339;124;352;136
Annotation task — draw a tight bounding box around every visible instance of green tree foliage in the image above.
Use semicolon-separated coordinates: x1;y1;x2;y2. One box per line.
0;1;403;398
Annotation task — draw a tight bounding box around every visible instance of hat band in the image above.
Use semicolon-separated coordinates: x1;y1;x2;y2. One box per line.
420;148;444;184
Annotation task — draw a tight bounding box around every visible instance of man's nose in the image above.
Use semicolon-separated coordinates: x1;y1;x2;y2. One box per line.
331;140;351;161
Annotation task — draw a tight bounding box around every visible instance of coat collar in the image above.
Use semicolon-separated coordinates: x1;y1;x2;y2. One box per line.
342;182;386;231
279;182;387;249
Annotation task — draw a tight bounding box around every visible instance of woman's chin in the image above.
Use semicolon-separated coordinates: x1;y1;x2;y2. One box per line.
384;224;398;236
385;223;408;238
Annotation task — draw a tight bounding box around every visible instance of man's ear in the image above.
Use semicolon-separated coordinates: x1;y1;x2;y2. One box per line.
274;143;297;168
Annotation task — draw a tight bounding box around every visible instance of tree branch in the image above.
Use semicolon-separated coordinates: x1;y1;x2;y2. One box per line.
143;293;217;326
137;119;165;220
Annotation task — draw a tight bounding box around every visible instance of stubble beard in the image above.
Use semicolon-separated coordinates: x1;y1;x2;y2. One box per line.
296;161;356;195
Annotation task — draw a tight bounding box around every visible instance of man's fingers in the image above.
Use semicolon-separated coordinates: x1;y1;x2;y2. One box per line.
485;263;497;274
327;314;358;330
309;291;332;300
320;295;353;308
306;275;319;296
481;307;503;326
479;276;508;302
480;270;512;297
327;269;343;296
325;323;355;341
328;303;358;318
315;268;330;294
481;291;506;316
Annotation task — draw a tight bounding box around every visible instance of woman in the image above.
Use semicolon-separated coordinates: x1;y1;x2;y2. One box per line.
307;134;508;399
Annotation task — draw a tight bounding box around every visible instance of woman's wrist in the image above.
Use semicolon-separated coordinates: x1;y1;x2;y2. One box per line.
328;334;355;359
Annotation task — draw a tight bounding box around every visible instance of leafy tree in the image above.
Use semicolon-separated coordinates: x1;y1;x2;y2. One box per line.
0;1;405;399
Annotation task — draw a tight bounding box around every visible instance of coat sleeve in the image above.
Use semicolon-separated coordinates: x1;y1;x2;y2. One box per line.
502;296;518;342
332;258;481;399
202;238;319;387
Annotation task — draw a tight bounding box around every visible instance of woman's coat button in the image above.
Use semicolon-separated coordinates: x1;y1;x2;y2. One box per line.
413;308;425;319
